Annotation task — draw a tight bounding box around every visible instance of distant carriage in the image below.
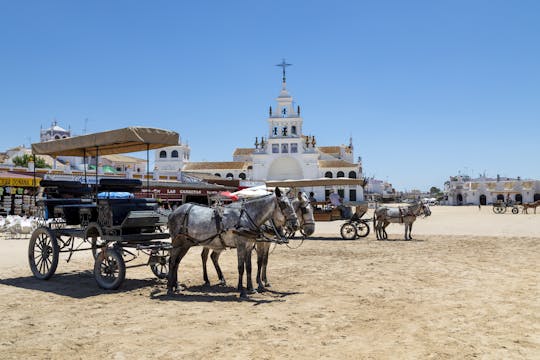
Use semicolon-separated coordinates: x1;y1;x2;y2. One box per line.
265;178;371;240
492;200;520;214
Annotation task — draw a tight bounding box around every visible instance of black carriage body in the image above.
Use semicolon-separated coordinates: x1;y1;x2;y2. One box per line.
29;127;180;289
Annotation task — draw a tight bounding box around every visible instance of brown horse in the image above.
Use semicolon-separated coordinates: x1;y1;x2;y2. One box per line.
522;200;540;214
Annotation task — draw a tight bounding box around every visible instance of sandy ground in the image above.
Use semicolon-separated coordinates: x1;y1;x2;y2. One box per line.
0;205;539;359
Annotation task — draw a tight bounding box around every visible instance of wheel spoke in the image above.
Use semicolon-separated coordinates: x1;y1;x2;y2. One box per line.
35;256;44;272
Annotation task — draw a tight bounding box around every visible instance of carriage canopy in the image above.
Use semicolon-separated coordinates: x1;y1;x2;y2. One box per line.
31;127;179;157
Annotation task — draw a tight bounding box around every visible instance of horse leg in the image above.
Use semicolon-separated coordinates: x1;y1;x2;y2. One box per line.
167;241;191;295
210;250;226;286
236;240;256;298
382;221;389;239
404;223;409;240
409;222;413;240
256;242;270;291
256;242;264;291
261;242;270;288
201;248;210;286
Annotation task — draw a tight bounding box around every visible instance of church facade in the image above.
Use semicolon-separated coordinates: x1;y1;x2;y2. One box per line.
178;61;364;202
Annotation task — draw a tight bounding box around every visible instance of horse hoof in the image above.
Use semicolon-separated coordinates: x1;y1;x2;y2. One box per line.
167;288;176;296
219;279;227;286
264;283;271;288
239;290;248;299
248;288;258;295
257;285;266;293
203;281;211;287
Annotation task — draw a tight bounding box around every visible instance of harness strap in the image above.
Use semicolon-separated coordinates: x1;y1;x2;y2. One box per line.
213;207;228;249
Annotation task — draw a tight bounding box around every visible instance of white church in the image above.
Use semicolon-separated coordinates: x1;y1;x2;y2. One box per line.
155;60;365;202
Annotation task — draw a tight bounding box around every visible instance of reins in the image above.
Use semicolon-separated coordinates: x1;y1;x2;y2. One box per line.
174;193;295;248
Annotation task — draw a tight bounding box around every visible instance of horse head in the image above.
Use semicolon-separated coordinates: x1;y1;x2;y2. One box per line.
421;203;431;217
273;187;299;233
293;192;315;236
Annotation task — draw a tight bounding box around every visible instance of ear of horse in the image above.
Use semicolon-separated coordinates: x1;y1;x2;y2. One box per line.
275;187;282;197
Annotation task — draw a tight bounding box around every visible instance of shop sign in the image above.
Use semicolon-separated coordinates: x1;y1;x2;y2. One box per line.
0;177;40;187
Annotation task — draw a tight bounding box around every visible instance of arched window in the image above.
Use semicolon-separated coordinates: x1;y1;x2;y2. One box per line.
337;171;345;178
159;151;167;158
226;173;234;179
239;173;246;180
325;171;333;178
348;171;357;178
214;173;221;177
171;150;179;158
291;126;297;135
55;135;61;140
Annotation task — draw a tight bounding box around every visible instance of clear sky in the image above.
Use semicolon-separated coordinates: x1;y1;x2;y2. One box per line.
1;1;539;191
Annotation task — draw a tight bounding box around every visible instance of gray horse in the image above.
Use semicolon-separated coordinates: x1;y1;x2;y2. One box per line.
167;188;299;298
255;191;315;291
201;191;315;292
373;201;431;240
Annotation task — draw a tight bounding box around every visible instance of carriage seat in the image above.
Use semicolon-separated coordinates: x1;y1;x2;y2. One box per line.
41;180;93;198
97;198;158;226
54;203;98;225
98;178;142;193
39;198;94;220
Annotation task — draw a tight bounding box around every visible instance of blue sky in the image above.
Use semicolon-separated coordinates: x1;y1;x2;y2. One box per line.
1;1;539;191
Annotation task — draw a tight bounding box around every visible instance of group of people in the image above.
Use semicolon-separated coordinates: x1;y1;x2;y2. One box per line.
307;190;352;219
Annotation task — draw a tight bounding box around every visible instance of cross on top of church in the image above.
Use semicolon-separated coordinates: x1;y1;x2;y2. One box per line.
276;59;292;82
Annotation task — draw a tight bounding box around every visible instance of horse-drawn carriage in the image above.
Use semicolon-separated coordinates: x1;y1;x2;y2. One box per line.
28;127;179;289
265;178;371;240
311;200;371;239
492;200;520;214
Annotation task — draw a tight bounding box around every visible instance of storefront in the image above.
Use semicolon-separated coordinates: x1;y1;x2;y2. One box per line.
0;172;41;216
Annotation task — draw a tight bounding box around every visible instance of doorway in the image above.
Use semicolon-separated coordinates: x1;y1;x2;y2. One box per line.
479;194;487;205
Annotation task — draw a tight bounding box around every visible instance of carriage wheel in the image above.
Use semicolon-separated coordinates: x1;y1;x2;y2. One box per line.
493;206;505;214
356;222;370;238
94;248;125;290
512;207;519;214
340;222;357;240
150;249;169;279
28;227;60;280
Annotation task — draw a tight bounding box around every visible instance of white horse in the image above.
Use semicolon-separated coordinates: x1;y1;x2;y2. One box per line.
200;191;315;292
167;188;299;298
374;201;431;240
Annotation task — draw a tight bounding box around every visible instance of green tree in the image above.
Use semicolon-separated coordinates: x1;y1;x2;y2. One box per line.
12;154;50;168
429;186;441;195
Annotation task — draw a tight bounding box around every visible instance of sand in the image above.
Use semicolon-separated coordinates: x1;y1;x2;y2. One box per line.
0;205;538;359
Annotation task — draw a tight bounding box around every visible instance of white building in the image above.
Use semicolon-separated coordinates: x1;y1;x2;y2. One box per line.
365;178;397;202
181;61;364;202
153;136;191;177
445;174;540;205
